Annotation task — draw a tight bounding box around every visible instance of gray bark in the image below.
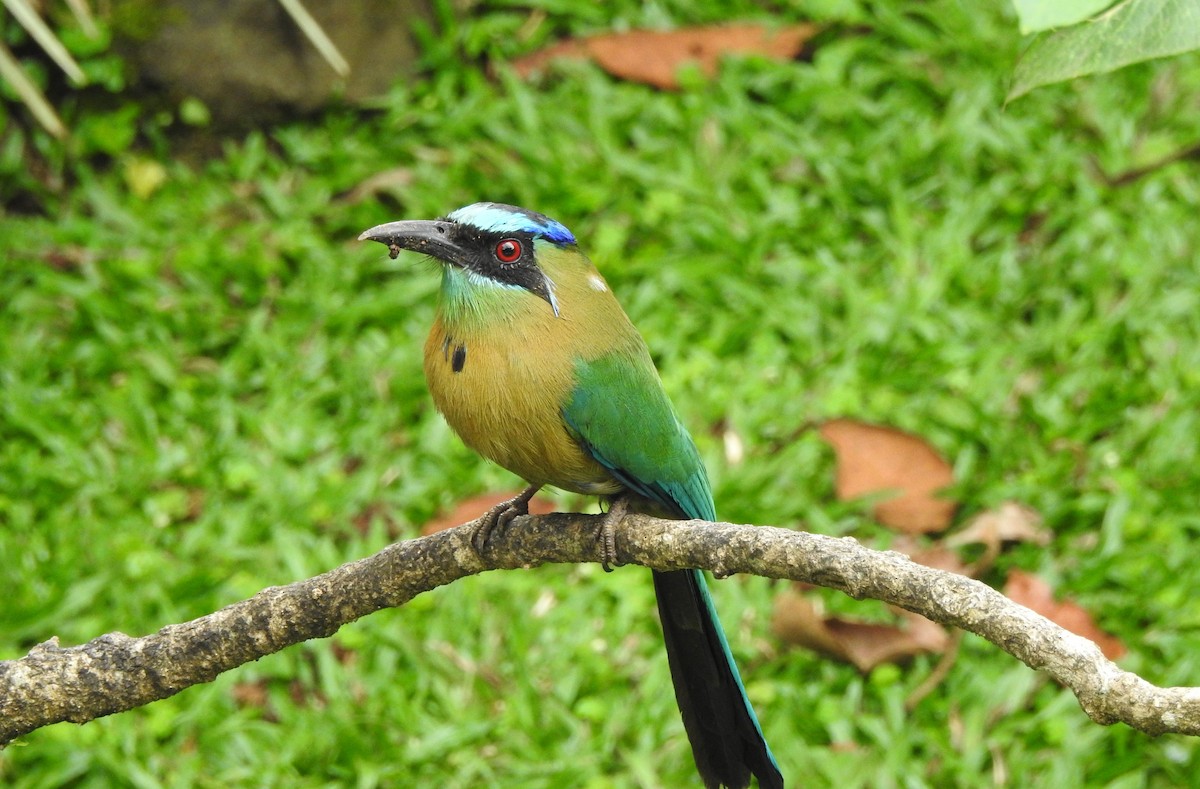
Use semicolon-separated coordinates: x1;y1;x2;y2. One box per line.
2;512;1197;746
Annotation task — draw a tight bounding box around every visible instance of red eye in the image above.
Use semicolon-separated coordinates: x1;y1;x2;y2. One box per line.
495;239;522;263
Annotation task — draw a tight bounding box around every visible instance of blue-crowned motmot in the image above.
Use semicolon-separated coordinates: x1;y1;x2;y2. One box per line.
360;202;782;789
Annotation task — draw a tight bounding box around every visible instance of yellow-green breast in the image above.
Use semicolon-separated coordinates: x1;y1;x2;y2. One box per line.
423;244;637;495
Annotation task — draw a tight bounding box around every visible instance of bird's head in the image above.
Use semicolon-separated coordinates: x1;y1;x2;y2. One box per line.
359;202;577;317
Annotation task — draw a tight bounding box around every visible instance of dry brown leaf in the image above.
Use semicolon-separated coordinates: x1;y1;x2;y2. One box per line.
945;502;1049;575
352;502;400;538
421;490;558;536
1004;570;1126;661
772;590;950;672
331;640;359;667
513;24;819;90
947;502;1049;550
892;533;975;576
828;741;862;753
905;543;972;576
231;680;269;709
771;592;845;656
819;418;957;533
41;246;87;271
288;679;327;708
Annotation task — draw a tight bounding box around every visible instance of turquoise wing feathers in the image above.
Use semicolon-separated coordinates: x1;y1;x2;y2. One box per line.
562;351;715;522
562;349;784;789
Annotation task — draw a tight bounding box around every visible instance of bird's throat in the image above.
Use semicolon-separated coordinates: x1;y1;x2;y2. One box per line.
438;265;541;335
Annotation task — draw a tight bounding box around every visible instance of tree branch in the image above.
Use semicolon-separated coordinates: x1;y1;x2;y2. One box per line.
2;512;1197;747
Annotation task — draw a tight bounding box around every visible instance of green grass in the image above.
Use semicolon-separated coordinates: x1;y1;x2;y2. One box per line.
3;0;1200;786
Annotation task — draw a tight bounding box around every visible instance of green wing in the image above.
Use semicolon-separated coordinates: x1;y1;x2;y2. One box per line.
562;351;715;522
564;352;784;788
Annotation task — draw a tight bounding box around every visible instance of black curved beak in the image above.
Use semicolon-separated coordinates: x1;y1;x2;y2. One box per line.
358;219;463;263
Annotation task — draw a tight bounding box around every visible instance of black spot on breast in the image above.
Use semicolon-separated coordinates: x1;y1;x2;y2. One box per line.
451;344;467;373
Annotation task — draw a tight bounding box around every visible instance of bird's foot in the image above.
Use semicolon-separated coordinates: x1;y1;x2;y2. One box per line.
595;496;628;572
471;485;541;557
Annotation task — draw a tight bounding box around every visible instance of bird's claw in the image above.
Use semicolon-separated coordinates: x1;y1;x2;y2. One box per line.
471;485;541;557
595;496;628;572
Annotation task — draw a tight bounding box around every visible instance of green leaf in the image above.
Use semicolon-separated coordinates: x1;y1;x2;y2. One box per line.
178;96;211;127
1010;0;1117;34
72;103;139;155
1010;0;1200;99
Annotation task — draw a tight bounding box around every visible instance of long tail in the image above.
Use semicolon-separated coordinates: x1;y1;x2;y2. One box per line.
653;569;783;789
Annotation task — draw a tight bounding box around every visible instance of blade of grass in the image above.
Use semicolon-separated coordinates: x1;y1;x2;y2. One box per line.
63;0;100;39
275;0;350;77
0;39;66;137
2;0;87;84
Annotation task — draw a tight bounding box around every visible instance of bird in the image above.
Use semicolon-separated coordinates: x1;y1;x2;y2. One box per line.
359;202;782;789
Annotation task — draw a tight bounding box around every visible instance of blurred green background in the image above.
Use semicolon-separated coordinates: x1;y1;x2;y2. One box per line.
3;1;1200;786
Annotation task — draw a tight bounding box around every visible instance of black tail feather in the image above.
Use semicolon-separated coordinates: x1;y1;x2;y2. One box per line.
653;569;784;789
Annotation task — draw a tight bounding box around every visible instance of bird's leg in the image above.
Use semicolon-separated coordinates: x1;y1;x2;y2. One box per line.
471;484;541;556
596;495;628;572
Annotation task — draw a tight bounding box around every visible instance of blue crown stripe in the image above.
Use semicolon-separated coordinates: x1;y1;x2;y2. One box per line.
447;202;576;245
